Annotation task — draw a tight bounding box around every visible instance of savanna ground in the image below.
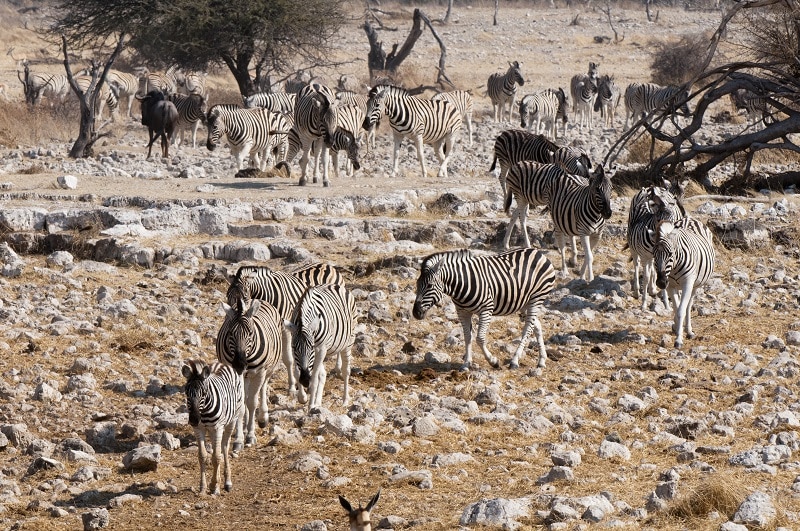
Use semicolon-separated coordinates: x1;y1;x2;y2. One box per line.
0;2;799;530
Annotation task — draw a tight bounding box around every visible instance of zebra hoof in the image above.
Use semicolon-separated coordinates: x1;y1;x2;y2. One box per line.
232;442;243;454
299;178;307;186
509;361;520;370
686;332;696;340
489;358;500;369
258;419;268;429
674;340;684;349
323;180;330;187
224;483;232;493
245;435;256;447
459;363;471;372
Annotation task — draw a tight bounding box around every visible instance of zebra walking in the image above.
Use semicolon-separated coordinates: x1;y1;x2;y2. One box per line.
624;82;690;129
487;61;525;122
546;165;613;282
226;263;343;402
490;129;559;195
294;83;337;186
518;88;569;139
284;283;357;412
431;90;474;145
729;88;772;129
206;105;290;170
413;248;555;372
182;356;245;495
216;298;283;449
363;84;462;179
594;74;620;129
570;75;598;131
168;93;208;148
652;218;715;348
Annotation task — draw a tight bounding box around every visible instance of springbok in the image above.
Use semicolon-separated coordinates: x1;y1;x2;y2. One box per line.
339;489;381;531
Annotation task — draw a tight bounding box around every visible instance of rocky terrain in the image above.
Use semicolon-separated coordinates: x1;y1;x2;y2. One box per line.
0;3;799;531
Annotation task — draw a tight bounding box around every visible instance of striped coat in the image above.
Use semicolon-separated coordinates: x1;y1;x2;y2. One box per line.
518;88;568;139
490;129;560;195
206;105;290;170
624;82;690;129
487;61;525;122
431;90;474;145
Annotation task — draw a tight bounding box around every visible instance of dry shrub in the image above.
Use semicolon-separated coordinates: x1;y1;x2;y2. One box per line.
650;32;710;86
623;134;672;165
18;163;46;174
110;316;165;353
0;100;76;147
662;475;746;524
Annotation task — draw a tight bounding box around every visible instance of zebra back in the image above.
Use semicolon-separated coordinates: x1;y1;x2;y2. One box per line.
365;84;462;142
549;146;592;177
182;360;244;428
168;93;208;128
244;92;297;114
431;90;474;120
491;129;560;176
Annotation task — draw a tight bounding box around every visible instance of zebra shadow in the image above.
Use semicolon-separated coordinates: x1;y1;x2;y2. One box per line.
212;181;283;191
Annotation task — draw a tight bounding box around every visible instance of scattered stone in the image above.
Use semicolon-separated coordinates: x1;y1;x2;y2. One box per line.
122;444;161;472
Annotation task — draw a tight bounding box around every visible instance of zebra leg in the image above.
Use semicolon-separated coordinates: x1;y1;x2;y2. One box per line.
519;201;531;248
308;346;327;412
320;143;331;187
632;254;642;300
474;309;500;369
258;376;270;429
511;307;547;373
221;423;235;492
243;369;267;446
578;234;594;282
568;237;578;268
280;330;300;402
299;145;310;185
438;135;454;179
195;428;208;494
685;287;698;340
340;347;351;407
457;308;475;371
555;231;569;276
191;120;199;149
209;428;223;495
390;132;403;176
502;202;522;250
413;135;427;179
467;113;474;146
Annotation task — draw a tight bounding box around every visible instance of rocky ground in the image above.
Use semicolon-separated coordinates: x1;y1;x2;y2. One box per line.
0;3;799;531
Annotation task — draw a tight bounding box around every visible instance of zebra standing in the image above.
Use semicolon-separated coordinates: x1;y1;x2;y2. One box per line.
73;75;120;121
17;65;70;106
412;248;556;373
168;93;208;148
206;105;290;170
431;90;474;146
624;82;691;129
487;61;525;122
490;129;559;195
546;165;613;282
337;90;374;149
106;70;139;118
226;263;343;402
325;102;363;178
244;92;297;115
363;84;462;179
182;356;245;495
549;145;592;177
652;218;715;348
284;283;357;412
594;74;621;129
176;71;208;98
216;298;283;449
294;83;337;186
518;88;569;139
570;76;598;131
135;66;178;96
729;88;772;129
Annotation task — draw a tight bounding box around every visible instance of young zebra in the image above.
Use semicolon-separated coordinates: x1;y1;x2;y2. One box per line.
489;129;559;195
431;90;475;145
652;218;715;348
413;248;556;373
340;489;381;531
226;264;343;402
294;83;337;186
518;88;569;139
167;93;208;148
182;355;245;495
327;102;365;178
284;283;357;412
624;82;691;130
593;74;621;129
570;75;598;131
546;165;613;282
336;90;374;149
487;61;525;122
206;105;290;171
216;298;283;450
363;84;462;179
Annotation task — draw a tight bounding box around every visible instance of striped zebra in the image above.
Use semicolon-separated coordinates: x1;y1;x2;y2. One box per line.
176;71;208;97
182;357;245;495
244;92;297;115
729;88;772;129
18;67;70;106
363;84;462;179
167;93;208;148
206;105;290;170
104;70;139;118
570;75;598;131
336;90;374;148
73;75;120;121
284;283;357;412
487;61;525;122
518;88;569;139
490;129;559;195
226;263;343;402
624;82;691;129
549;145;592;177
594;74;621;129
627;180;686;310
326;103;363;178
412;248;556;373
431;90;474;146
135;66;178;96
652;218;715;348
546;165;613;282
294;83;337;186
216;298;283;449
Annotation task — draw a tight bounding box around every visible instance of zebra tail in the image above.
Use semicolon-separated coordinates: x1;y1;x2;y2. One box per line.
274;161;291;178
490;155;497;172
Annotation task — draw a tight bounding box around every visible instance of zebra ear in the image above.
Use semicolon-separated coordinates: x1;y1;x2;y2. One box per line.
660;221;675;236
245;298;261;318
181;363;193;379
222;302;237;320
200;365;211;380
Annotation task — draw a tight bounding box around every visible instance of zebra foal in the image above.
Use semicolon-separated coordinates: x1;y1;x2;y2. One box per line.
413;248;555;373
518;88;569;139
284;283;356;412
487;61;525;122
182;355;245;495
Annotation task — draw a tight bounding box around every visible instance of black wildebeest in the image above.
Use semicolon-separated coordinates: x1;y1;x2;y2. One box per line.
136;90;178;159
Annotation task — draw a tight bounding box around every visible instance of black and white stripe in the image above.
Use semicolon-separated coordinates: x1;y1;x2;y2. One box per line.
216;298;283;449
135;66;178;96
73;75;119;121
326;102;364;178
490;129;560;195
412;248;555;372
167;93;208;148
176;71;208;97
336;90;374;149
652;218;715;348
570;75;598;131
624;82;690;129
20;70;70;106
206;105;290;170
549;145;592;177
284;283;356;412
294;83;337;186
546;165;613;281
363;84;462;179
729;88;773;129
593;74;621;129
487;61;525;122
518;88;569;139
431;90;475;146
182;357;245;495
244;92;297;115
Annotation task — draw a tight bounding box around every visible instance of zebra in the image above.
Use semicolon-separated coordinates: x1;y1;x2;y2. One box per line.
135;65;178;96
325;103;363;178
73;75;120;121
652;217;715;348
17;67;70;106
546;165;613;282
294;83;337;186
594;74;621;129
284;283;357;412
206;105;290;170
487;61;525;122
244;92;297;115
336;90;374;149
167;92;208;148
104;70;139;118
216;298;283;450
489;129;559;195
226;263;343;402
624;82;691;130
570;75;598;131
363;84;462;179
549;145;592;177
431;90;474;146
412;248;555;373
340;489;381;531
176;71;208;98
729;88;773;129
182;357;245;495
627;179;686;310
518;88;569;139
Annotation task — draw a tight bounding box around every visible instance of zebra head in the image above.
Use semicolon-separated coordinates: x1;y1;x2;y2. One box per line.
518;95;533;129
588;62;600;82
412;253;447;320
590;165;613;220
223;299;262;371
363;86;387;131
205;108;225;151
653;221;677;290
284;316;316;390
182;360;212;427
508;61;524;87
555;87;569;123
647;185;683;222
327;129;361;171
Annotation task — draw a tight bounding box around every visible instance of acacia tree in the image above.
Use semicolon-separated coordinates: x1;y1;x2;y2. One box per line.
51;0;349;97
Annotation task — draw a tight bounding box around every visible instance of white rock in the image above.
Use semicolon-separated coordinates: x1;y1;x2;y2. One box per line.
57;175;78;189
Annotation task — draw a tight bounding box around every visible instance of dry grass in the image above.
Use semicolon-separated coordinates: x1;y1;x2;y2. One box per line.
0;100;76;147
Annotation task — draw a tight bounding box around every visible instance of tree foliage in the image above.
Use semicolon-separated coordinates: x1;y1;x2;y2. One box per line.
51;0;349;96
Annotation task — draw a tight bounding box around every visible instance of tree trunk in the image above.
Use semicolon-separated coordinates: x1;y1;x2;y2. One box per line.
441;0;453;24
222;52;257;97
493;0;499;26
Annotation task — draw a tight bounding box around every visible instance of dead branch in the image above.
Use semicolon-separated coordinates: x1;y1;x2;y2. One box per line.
601;3;623;44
